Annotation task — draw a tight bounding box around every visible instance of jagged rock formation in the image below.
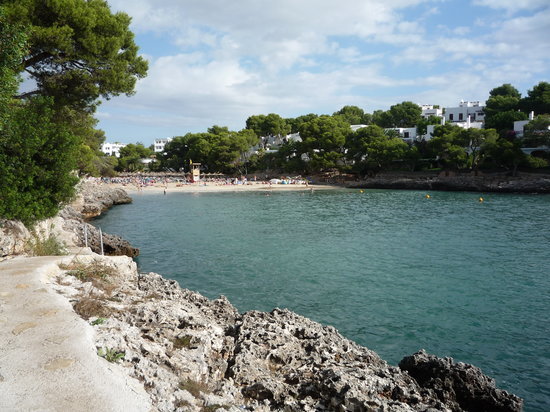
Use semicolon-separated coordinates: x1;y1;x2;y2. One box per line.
53;254;523;412
399;350;523;412
71;181;133;219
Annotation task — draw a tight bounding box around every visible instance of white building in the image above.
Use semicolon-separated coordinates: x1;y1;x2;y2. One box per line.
385;127;418;143
444;100;485;124
100;142;126;157
421;105;443;119
513;111;535;138
153;138;173;153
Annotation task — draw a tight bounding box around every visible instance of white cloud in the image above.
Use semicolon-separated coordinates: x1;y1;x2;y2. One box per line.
472;0;549;13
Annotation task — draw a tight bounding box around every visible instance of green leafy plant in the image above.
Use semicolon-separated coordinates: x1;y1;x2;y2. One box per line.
90;317;106;326
97;347;125;363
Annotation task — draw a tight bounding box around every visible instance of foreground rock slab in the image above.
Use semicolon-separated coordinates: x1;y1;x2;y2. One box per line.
0;256;152;412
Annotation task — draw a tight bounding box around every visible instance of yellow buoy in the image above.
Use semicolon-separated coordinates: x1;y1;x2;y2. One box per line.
360;190;364;193
425;194;431;199
479;197;484;202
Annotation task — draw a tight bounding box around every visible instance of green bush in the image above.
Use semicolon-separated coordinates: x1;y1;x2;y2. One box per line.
0;97;79;225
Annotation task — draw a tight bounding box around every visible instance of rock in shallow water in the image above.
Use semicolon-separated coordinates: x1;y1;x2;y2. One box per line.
399;349;523;412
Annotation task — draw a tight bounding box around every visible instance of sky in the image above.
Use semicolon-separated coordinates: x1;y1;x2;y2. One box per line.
98;0;550;145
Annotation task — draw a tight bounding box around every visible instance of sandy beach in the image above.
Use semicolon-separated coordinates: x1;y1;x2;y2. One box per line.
109;181;343;194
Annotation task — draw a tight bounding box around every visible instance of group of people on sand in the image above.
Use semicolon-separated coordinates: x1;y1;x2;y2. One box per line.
85;175;312;190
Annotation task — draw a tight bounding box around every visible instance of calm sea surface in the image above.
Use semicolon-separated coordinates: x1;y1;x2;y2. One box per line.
94;188;550;411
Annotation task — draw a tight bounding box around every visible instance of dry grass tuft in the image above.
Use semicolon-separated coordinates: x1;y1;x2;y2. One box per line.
73;294;111;320
178;379;210;398
60;259;117;294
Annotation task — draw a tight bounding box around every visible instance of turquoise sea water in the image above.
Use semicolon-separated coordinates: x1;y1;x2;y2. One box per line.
94;188;550;411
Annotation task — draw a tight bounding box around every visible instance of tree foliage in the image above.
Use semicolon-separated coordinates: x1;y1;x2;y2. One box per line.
160;127;259;173
389;101;422;128
484;84;523;134
116;143;153;172
0;7;27;124
246;113;290;149
523;114;550;147
2;0;148;110
520;81;550;115
333;105;371;125
371;102;422;129
0;97;79;224
489;83;521;99
298;115;350;171
346;125;408;175
0;2;146;224
285;114;318;133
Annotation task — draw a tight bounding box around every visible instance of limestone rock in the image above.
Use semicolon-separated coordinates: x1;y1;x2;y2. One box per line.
71;181;132;219
0;220;30;258
399;349;523;412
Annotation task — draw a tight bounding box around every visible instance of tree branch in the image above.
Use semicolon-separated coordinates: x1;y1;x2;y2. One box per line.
15;90;41;99
23;51;53;68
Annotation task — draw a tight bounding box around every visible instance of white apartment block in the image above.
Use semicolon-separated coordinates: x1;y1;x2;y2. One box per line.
153;137;173;153
100;142;126;157
444;100;485;124
421;105;443;119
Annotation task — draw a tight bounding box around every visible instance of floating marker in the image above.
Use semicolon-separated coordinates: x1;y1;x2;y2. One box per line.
479;197;484;203
425;194;431;199
360;190;364;193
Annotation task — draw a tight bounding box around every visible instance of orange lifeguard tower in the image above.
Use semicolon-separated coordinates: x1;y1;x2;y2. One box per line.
190;162;201;182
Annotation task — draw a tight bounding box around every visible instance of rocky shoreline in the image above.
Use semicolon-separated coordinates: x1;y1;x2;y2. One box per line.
346;172;550;194
0;181;524;411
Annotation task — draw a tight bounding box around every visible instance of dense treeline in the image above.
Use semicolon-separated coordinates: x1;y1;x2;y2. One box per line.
154;82;549;177
0;0;147;224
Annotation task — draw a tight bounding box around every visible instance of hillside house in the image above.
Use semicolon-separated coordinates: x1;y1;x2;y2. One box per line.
153;138;173;153
421;105;443;119
444;100;485;124
100;142;126;157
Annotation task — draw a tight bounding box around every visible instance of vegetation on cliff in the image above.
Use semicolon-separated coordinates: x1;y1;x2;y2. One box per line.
0;1;147;224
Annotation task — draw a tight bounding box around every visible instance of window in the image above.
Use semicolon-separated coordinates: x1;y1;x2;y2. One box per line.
449;114;454;121
459;113;463;121
404;132;410;138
